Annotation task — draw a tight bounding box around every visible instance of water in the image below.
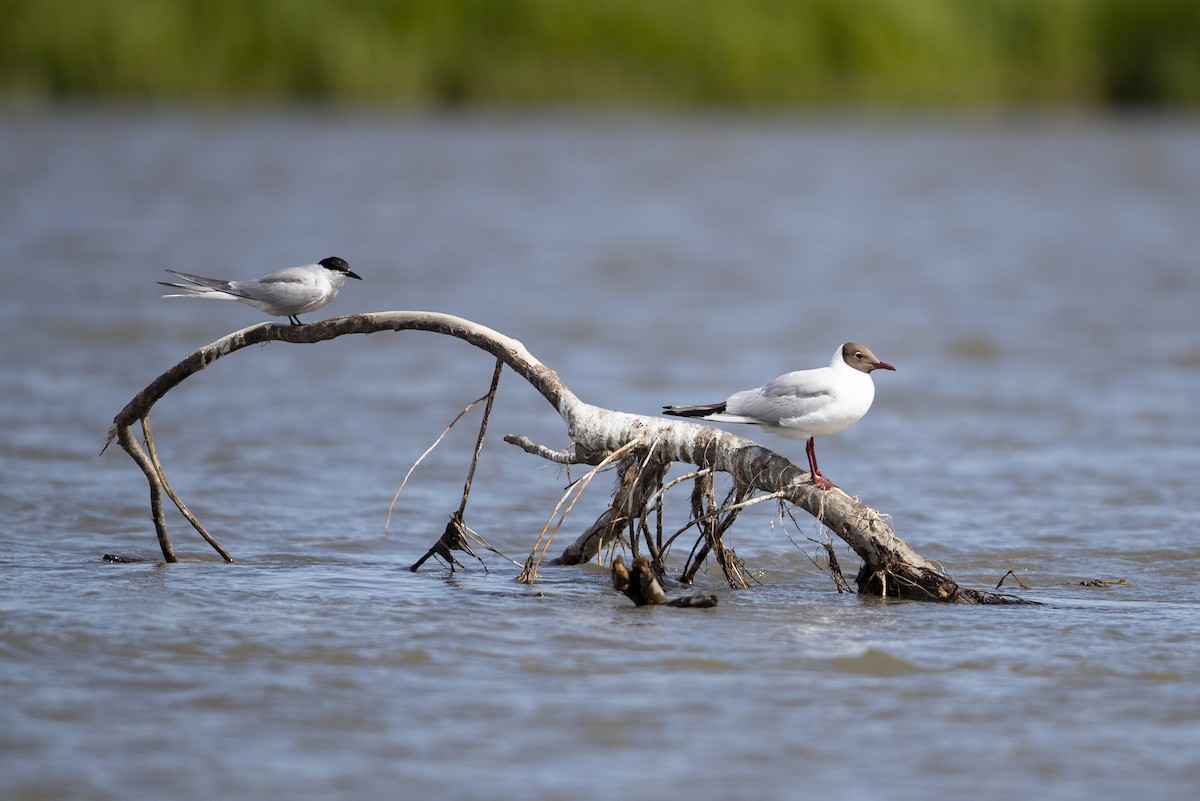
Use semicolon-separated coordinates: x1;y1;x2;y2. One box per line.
2;107;1199;800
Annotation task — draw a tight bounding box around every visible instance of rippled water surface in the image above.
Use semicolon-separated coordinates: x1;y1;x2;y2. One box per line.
2;108;1199;800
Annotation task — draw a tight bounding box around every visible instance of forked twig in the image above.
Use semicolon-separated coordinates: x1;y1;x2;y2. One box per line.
996;569;1032;590
141;417;234;562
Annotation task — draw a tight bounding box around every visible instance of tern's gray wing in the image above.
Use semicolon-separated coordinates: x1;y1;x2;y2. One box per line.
228;266;315;305
725;369;837;427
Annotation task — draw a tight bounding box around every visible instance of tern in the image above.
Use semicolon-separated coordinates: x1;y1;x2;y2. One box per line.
663;342;896;489
159;256;361;326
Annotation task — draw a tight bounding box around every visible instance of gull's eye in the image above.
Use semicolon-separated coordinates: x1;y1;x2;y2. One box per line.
854;351;863;360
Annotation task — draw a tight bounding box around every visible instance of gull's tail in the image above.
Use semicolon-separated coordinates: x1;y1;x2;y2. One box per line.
663;402;727;418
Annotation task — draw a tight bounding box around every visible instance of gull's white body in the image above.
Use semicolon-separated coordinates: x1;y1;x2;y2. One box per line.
159;256;360;325
702;346;880;439
664;342;895;488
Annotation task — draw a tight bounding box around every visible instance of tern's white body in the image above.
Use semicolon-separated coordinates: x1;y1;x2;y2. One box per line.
159;256;361;325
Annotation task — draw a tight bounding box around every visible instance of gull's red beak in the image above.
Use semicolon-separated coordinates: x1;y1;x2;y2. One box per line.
874;361;896;372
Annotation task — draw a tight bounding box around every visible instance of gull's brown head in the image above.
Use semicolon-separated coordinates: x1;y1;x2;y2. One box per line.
842;342;896;374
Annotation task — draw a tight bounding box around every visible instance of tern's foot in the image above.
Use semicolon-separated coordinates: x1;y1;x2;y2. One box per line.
810;474;838;490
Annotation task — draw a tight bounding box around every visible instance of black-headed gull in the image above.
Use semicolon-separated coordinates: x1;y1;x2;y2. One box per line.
663;342;895;489
159;257;361;326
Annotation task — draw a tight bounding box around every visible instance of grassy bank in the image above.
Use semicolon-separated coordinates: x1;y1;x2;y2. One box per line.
2;0;1198;107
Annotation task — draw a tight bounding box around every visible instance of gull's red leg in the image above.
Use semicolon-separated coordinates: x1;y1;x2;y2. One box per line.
807;437;837;490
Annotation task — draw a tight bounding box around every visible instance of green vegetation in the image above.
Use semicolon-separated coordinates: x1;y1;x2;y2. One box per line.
2;0;1198;107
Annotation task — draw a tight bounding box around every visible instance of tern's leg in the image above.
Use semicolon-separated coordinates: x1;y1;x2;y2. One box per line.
806;437;837;490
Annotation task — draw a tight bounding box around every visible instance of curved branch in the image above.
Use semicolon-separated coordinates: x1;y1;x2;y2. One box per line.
104;311;1022;603
105;312;575;445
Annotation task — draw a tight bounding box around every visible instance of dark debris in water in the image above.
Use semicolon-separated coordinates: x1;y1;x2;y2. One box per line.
612;554;718;609
101;553;149;564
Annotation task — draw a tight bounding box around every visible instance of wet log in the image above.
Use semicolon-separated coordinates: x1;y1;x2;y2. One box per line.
104;311;1024;603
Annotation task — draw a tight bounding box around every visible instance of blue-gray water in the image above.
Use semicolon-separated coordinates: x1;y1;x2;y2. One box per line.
2;107;1199;800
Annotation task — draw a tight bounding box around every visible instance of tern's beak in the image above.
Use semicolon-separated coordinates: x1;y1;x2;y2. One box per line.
345;270;363;280
873;360;896;372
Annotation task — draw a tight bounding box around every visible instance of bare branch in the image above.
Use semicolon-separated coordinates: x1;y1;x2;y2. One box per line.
502;435;585;464
104;310;1029;603
142;417;233;562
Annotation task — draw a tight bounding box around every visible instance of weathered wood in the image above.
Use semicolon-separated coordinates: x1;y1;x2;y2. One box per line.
104;311;1025;603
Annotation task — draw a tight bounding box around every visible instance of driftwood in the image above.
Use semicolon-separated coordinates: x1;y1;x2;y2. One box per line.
104;311;1026;604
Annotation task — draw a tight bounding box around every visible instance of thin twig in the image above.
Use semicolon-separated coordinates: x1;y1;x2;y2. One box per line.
619;435;665;559
823;541;852;592
459;519;522;567
385;390;493;535
519;439;641;584
457;359;504;517
780;501;852;592
710;481;750;589
696;489;784;518
408;360;508;573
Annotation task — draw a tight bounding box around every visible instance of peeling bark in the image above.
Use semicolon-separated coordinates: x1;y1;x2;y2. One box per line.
104;311;1027;604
